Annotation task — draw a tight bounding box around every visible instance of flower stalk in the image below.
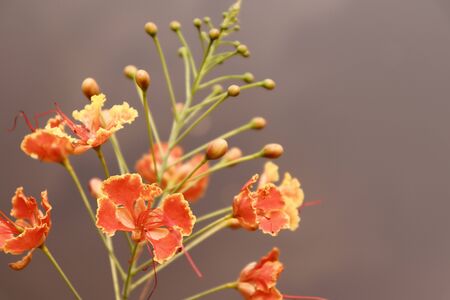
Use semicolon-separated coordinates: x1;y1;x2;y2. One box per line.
184;282;238;300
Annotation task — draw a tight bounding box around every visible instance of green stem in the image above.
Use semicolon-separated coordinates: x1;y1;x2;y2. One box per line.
199;74;247;90
62;159;126;278
131;218;232;290
123;242;140;299
109;134;130;174
176;30;198;77
152;35;178;120
142;90;159;181
184;282;238;300
195;207;233;224
184;214;232;244
41;245;82;300
95;147;110;178
171;157;207;193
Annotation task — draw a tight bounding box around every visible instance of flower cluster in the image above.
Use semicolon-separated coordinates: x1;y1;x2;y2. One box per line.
1;1;324;299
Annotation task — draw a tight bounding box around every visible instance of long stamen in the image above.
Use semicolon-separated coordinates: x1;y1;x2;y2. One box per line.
8;111;36;132
302;200;322;208
0;211;21;234
181;245;203;278
34;109;58;128
145;242;158;299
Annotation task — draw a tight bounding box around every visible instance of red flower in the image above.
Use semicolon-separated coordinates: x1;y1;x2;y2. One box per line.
237;248;283;300
21;94;137;163
232;162;304;236
0;187;52;270
136;143;209;202
95;173;196;263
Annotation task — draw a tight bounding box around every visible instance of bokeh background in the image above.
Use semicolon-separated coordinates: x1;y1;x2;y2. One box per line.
1;0;450;299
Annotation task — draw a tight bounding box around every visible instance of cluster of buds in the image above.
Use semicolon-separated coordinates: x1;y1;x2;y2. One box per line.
1;1;324;300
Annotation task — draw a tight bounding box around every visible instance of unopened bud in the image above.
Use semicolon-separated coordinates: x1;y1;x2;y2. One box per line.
175;102;184;113
81;77;101;100
89;177;103;198
242;50;251;58
243;72;254;83
123;65;137;79
233;25;240;31
145;22;158;37
204;17;211;23
263;79;276;90
193;18;202;28
206;139;228;160
227;85;240;97
223;147;242;163
212;84;224;94
236;44;248;55
135;69;151;91
250;117;267;130
170;21;181;31
262;143;284;159
209;28;220;40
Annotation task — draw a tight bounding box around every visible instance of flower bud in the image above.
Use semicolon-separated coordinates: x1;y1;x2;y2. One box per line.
263;79;276;90
250;117;267;130
236;44;248;55
243;72;254;83
145;22;158;37
227;85;240;97
223;147;242;163
204;17;211;23
89;177;103;198
135;69;151;91
209;28;220;40
242;50;251;58
123;65;137;79
170;20;181;31
262;143;284;159
175;102;185;114
212;84;224;94
81;77;101;100
193;18;202;28
206;139;228;160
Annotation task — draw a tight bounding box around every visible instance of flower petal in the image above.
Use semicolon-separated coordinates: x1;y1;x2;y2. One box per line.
0;217;15;250
72;93;106;131
39;190;52;229
106;102;138;128
10;187;38;224
161;193;196;235
255;184;285;212
101;174;143;211
280;173;304;208
9;250;34;271
258;210;290;236
96;198;132;236
259;162;280;187
3;225;48;255
147;229;182;263
232;176;259;230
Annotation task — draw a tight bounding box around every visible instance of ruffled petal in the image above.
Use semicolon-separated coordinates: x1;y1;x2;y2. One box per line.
9;250;34;271
106;102;138;128
100;174;143;211
0;218;15;250
255;184;285;212
259;162;280;187
258;210;290;236
147;229;182;263
96;198;132;236
72;93;106;131
280;173;304;208
20;128;76;163
39;190;52;229
3;225;48;255
161;194;195;235
10;187;38;224
233;176;259;230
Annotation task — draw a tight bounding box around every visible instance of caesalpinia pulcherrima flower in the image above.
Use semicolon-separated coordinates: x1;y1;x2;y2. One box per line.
136;143;209;202
0;187;52;270
95;173;196;263
237;248;284;300
21;94;137;163
232;162;304;235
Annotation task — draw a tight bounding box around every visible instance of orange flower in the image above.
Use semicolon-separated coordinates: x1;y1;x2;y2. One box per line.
0;187;52;270
95;173;196;263
237;248;283;300
21;94;137;163
136;143;209;202
232;162;304;236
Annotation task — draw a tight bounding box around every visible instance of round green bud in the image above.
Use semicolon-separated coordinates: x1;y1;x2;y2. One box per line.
227;85;240;97
144;22;158;37
170;20;181;31
243;72;255;83
263;79;276;90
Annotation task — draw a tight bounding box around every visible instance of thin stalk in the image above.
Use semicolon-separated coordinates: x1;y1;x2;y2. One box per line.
94;147;124;300
175;93;229;146
123;242;140;299
168;122;252;167
184;214;232;244
199;74;246;90
41;245;82;300
109;134;130;174
184;91;227;116
179;151;263;194
131;218;232;290
184;282;238;300
152;35;178;120
142;90;159;181
195;207;233;224
181;49;192;107
171;157;207;193
62;159;126;278
176;30;198;77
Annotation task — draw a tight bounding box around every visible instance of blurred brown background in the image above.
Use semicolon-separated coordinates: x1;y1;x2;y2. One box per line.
2;0;450;299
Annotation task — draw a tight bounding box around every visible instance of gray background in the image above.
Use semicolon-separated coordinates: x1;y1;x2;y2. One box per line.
1;0;450;299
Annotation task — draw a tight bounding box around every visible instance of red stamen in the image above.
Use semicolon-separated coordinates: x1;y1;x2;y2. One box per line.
283;295;327;300
8;111;36;132
33;109;57;128
145;242;158;300
301;200;322;208
181;245;203;278
0;211;21;234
